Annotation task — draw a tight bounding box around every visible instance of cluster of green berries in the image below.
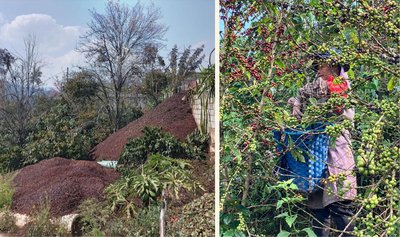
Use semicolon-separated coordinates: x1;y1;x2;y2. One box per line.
325;172;346;184
325;120;352;138
326;97;349;108
377;100;399;119
356;122;384;175
364;194;380;210
355;212;377;236
349;1;399;36
376;147;400;174
237;212;246;231
385;215;398;235
286;116;299;127
325;125;343;138
303;105;324;122
384;177;398;197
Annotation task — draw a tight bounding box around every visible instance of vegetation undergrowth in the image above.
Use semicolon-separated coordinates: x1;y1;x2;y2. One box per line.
76;198;160;237
76;153;203;236
26;198;70;237
119;127;209;168
0;210;17;233
0;172;15;210
168;193;215;237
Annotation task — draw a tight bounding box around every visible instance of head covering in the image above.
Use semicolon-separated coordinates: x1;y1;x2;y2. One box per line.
312;48;350;72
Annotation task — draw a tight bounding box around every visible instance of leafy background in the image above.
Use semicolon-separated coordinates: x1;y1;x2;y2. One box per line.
220;0;399;236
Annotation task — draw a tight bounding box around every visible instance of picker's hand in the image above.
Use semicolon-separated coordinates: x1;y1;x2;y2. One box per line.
291;97;303;120
342;108;355;121
292;106;303;120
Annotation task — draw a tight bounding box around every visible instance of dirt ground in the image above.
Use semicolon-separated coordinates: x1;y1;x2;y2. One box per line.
11;157;120;217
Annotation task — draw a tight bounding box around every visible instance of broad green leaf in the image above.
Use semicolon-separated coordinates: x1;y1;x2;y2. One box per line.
302;227;317;237
347;68;354;79
274;111;283;125
372;78;379;90
223;214;233;225
275;60;284;68
275;212;289;219
223;229;246;237
245;71;251;79
277;230;291;237
291;148;306;163
285;214;298;228
277;200;284;209
289;183;298;190
309;98;317;105
387;77;395;91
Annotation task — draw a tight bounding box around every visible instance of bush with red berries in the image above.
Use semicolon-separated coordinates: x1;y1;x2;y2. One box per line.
220;1;399;236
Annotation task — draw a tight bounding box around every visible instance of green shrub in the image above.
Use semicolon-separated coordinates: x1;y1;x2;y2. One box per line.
0;145;25;171
184;129;209;160
83;228;106;237
119;127;209;168
0;210;16;233
26;198;69;237
119;106;143;128
106;205;160;237
23;105;92;165
119;127;184;167
0;173;15;210
108;154;202;213
76;198;111;236
76;198;159;236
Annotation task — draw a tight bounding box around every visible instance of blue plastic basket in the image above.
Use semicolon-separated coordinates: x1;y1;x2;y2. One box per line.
273;123;330;193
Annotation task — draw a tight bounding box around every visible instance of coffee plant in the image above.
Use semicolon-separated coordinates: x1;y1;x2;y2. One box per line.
119;127;209;169
23;105;92;165
220;0;399;236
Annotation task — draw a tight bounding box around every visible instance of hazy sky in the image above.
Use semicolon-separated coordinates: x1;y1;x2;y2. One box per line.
0;0;215;87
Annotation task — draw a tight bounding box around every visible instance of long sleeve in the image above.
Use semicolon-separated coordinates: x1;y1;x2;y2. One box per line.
296;77;329;104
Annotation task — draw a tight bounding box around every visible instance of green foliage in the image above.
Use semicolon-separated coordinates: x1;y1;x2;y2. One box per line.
220;0;399;236
104;176;141;219
109;154;202;211
62;71;98;103
23;105;92;165
119;127;185;167
119;127;209;168
119;106;144;128
139;44;206;107
106;205;160;237
83;228;106;237
166;44;205;93
26;198;69;237
77;200;159;237
0;210;16;233
0;145;24;171
0;173;15;210
168;193;214;237
184;129;210;159
140;70;170;107
76;198;111;236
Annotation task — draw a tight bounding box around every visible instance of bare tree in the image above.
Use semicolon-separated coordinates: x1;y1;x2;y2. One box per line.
0;36;43;146
79;1;167;131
